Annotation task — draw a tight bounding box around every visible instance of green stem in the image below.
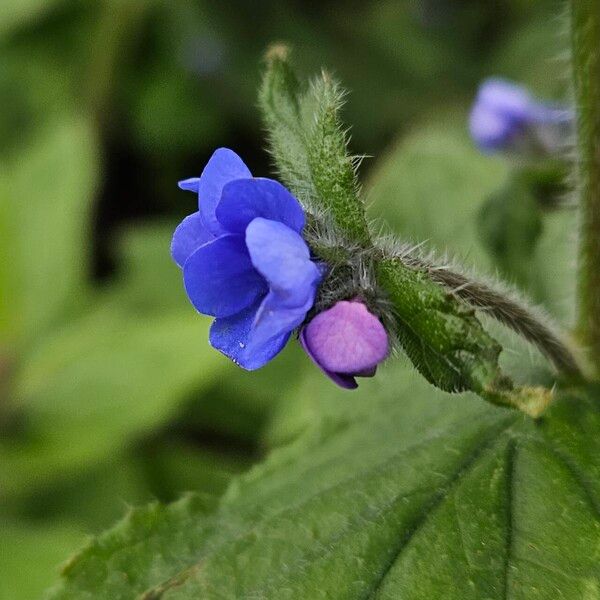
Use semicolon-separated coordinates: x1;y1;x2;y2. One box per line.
571;1;600;375
86;0;146;126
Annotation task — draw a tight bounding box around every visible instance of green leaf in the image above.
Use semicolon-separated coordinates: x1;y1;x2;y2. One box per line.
375;258;551;416
47;493;220;599
366;120;507;270
0;0;64;40
375;258;551;417
376;258;505;394
0;116;99;345
45;367;600;598
259;45;315;203
304;75;370;245
0;520;84;600
478;175;543;289
107;221;192;314
259;46;370;245
0;309;225;497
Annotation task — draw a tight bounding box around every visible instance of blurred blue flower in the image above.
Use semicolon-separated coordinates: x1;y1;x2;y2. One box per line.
300;300;389;389
172;148;321;369
469;78;572;153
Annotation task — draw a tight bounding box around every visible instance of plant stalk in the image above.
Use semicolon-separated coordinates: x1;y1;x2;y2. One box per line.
571;1;600;376
86;0;146;127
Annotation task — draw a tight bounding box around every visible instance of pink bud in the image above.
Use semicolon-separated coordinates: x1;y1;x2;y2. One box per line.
300;300;389;389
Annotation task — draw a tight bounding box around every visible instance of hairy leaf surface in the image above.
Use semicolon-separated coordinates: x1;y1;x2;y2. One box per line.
46;366;600;599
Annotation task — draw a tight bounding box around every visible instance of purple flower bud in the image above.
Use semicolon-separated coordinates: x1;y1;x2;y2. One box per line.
469;78;572;154
300;300;389;389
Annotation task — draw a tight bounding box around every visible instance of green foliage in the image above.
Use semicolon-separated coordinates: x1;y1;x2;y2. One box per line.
259;45;311;198
0;521;84;600
305;75;370;245
260;46;370;244
46;368;600;598
478;175;543;288
0;0;63;40
0;1;594;597
1;309;224;497
376;258;554;416
366;120;506;270
261;55;563;414
0;116;99;345
376;258;504;394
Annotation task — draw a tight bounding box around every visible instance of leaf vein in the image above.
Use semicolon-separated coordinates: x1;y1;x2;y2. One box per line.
141;415;516;599
536;438;600;519
363;418;516;599
503;437;517;600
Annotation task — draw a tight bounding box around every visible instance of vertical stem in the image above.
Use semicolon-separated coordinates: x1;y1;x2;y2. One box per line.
86;0;146;127
571;1;600;375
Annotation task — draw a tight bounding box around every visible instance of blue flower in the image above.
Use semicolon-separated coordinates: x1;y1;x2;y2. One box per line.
172;148;322;369
469;78;571;153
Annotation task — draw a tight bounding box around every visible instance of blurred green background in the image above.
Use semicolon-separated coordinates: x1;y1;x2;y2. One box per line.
0;0;573;597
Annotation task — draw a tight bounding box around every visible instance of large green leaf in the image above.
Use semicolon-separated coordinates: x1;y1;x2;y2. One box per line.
0;0;64;40
0;116;99;345
105;221;194;314
46;365;600;598
366;119;507;271
0;308;225;498
0;520;84;600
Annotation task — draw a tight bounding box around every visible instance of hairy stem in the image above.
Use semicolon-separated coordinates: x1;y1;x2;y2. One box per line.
399;253;582;378
571;1;600;375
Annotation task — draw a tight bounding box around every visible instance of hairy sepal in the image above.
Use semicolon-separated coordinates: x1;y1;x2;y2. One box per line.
259;45;370;247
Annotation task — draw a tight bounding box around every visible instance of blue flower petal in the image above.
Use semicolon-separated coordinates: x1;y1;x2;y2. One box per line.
216;178;305;235
469;104;516;151
248;287;316;352
196;148;252;236
171;211;214;268
210;302;290;370
178;177;201;193
476;79;532;120
245;217;320;307
183;234;266;318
